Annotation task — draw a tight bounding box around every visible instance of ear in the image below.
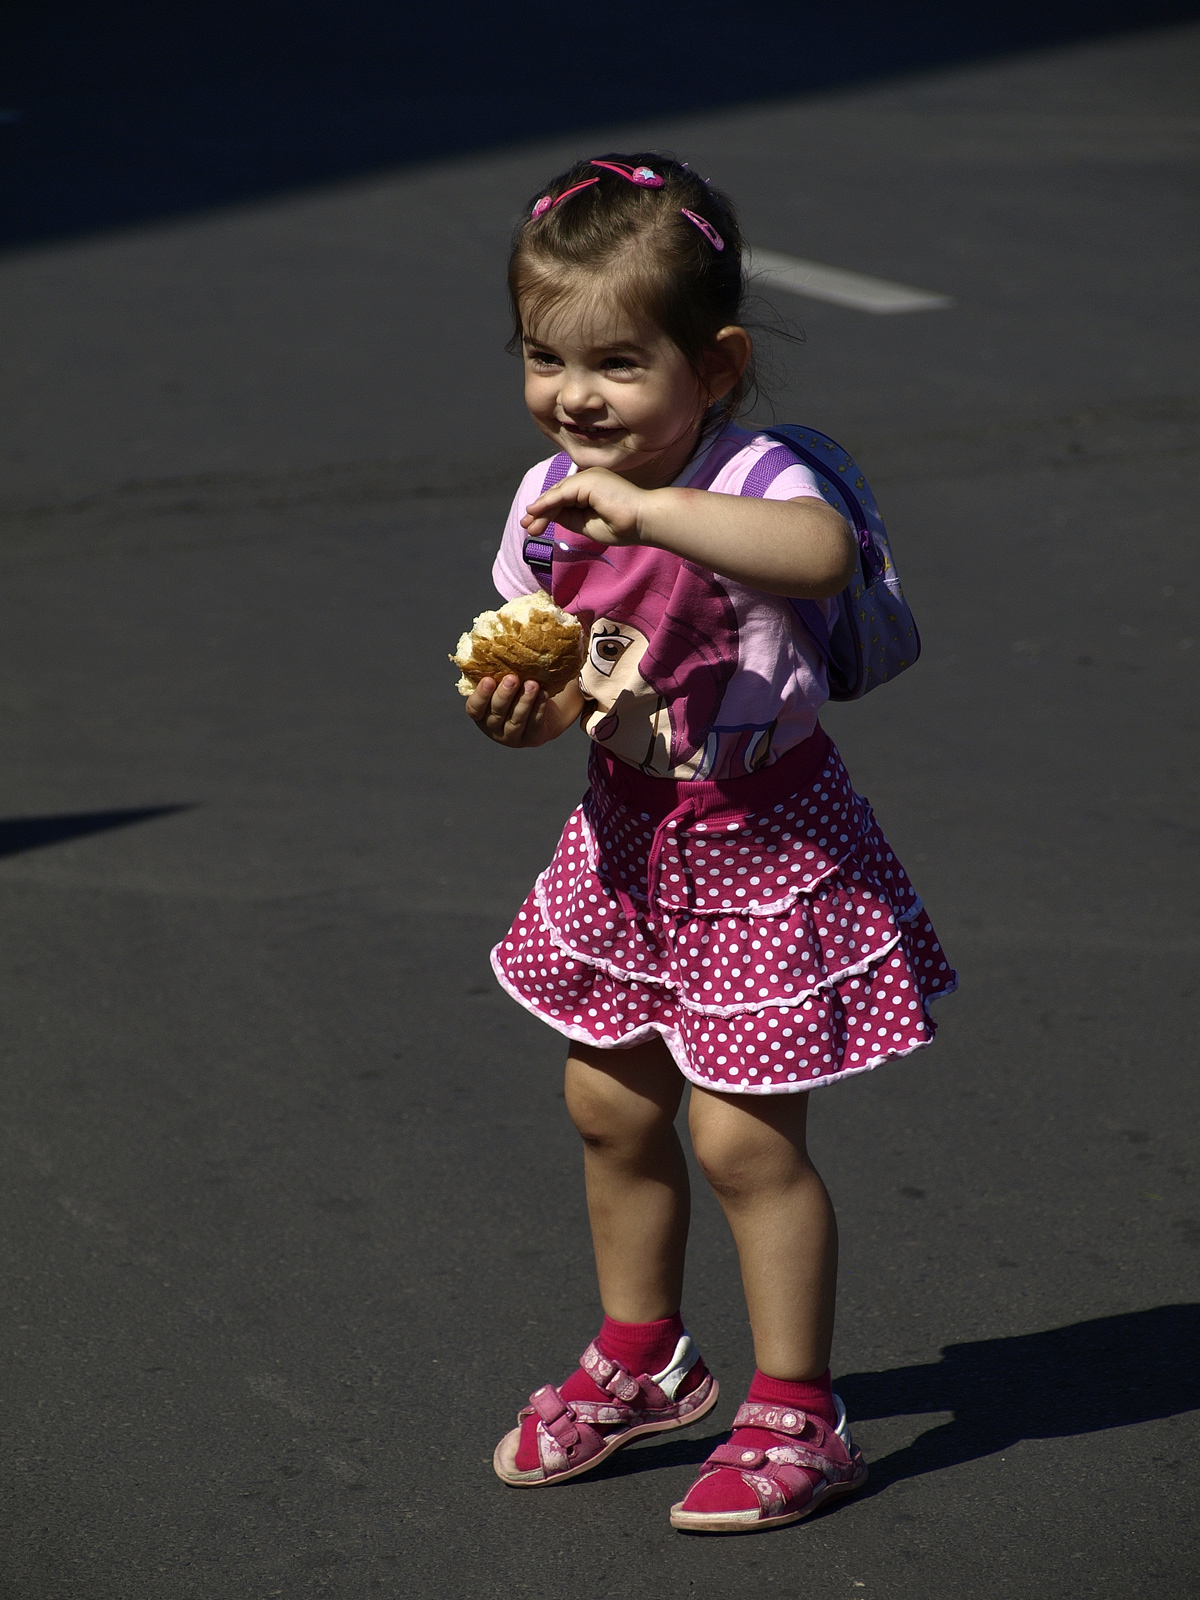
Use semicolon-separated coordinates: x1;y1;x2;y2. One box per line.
700;326;752;404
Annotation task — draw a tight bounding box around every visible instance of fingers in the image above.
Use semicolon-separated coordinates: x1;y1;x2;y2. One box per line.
521;481;581;539
464;675;501;721
523;467;641;545
521;502;619;544
525;475;586;516
464;675;544;744
522;506;594;540
523;471;598;526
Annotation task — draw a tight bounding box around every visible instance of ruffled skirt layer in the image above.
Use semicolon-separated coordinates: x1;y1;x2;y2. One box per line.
492;729;956;1095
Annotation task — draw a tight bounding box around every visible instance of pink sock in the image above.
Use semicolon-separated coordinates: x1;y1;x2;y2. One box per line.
514;1313;701;1472
596;1312;687;1376
680;1369;835;1515
748;1367;838;1429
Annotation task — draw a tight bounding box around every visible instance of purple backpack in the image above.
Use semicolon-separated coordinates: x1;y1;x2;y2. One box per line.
522;425;919;701
746;425;920;700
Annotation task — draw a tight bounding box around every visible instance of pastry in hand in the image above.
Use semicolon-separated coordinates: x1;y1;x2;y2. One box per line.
451;591;584;698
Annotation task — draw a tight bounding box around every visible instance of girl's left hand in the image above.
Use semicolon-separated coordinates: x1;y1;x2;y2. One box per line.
521;468;646;546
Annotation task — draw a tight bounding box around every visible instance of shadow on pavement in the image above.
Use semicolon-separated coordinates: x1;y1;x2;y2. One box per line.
589;1305;1200;1490
0;804;192;859
837;1303;1200;1490
3;1;1199;249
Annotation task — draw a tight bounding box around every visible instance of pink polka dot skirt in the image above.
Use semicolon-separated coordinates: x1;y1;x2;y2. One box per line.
492;732;956;1095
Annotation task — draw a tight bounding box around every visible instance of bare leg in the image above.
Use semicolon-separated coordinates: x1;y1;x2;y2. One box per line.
688;1085;837;1379
564;1037;690;1324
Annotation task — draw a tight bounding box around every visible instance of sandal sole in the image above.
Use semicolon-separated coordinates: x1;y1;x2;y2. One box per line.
493;1378;720;1487
669;1461;868;1534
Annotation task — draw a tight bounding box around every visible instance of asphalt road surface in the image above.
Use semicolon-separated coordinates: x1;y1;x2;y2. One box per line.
1;22;1198;1599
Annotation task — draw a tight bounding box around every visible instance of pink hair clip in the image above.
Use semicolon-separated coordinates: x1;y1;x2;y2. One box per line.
530;161;666;221
532;177;600;218
680;208;724;250
589;160;663;187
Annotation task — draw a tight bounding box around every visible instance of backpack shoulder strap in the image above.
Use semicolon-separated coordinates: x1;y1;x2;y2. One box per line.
739;442;802;500
542;451;573;491
522;452;573;580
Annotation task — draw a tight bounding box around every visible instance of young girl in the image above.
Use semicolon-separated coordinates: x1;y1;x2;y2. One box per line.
466;154;955;1534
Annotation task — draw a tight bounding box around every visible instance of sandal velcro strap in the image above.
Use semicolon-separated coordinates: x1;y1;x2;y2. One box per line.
707;1439;769;1469
529;1384;580;1450
742;1461;820;1516
635;1375;669;1409
580;1341;642;1404
567;1400;640;1427
771;1441;853;1480
731;1401;826;1440
705;1404;860;1489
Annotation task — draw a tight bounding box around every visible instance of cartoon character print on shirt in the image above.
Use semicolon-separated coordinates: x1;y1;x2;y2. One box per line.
549;536;776;779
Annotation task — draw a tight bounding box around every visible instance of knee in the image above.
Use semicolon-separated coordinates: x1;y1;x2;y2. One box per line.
690;1121;765;1199
690;1106;804;1200
564;1061;676;1156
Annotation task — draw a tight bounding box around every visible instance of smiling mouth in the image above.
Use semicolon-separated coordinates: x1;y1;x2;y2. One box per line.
563;422;623;442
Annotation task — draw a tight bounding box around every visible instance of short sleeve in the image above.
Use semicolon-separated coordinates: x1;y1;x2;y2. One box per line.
490;460;555;601
696;430;832;505
761;462;827;502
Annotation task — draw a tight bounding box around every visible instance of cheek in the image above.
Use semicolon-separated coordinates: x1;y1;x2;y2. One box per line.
671;369;708;417
524;373;556;415
606;653;650;695
628;374;704;438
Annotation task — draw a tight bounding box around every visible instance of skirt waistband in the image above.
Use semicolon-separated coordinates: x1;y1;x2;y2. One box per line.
586;726;833;829
586;727;835;915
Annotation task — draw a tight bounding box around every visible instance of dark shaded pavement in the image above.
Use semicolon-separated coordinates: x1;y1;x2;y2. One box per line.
4;1;1199;247
0;18;1197;1599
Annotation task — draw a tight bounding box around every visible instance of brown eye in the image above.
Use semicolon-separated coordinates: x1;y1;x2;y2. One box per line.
589;626;632;677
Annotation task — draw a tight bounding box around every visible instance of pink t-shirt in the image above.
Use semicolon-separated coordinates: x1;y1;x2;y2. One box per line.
491;424;838;782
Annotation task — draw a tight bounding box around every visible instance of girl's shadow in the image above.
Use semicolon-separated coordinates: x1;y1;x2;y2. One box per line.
587;1303;1200;1496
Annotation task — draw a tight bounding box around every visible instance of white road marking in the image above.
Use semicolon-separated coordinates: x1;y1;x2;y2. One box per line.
748;248;954;314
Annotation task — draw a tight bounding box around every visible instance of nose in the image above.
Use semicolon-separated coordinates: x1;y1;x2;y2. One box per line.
558;364;604;417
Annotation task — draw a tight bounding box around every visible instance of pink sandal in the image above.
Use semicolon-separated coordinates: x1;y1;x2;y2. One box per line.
493;1334;719;1487
669;1396;867;1533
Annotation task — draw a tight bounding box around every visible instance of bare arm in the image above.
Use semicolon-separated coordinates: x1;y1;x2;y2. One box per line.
465;674;586;748
521;469;856;599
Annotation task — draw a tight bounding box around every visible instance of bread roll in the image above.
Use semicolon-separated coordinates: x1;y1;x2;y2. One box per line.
451;591;584;698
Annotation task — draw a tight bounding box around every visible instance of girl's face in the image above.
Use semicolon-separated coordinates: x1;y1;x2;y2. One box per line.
521;289;736;490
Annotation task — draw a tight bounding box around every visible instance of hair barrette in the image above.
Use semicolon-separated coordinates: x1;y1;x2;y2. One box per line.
588;160;663;187
680;208;724;250
531;160;665;218
532;178;599;218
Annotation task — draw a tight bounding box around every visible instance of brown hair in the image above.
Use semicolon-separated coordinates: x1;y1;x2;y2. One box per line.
507;153;757;421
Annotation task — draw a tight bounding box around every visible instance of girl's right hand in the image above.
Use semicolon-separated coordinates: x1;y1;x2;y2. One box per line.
465;675;584;747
